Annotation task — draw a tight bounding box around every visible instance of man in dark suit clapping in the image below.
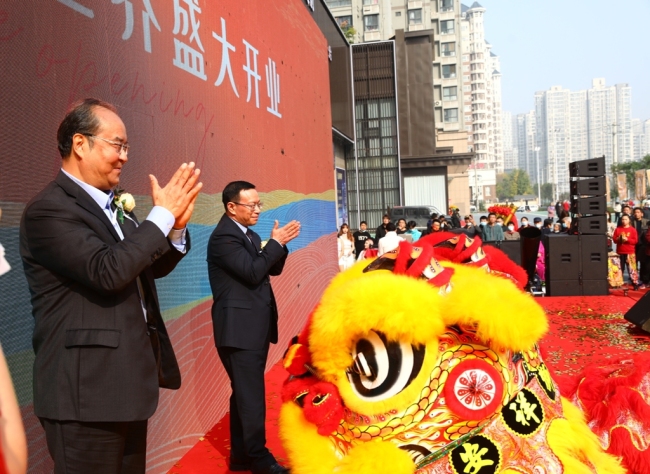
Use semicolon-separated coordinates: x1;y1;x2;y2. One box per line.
207;181;300;474
20;98;202;473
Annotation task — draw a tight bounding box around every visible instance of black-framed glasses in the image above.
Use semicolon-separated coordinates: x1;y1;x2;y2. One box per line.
232;201;263;211
83;134;129;155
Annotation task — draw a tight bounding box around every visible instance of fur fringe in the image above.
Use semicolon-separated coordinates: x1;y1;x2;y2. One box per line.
547;399;625;474
609;426;650;474
562;353;650;473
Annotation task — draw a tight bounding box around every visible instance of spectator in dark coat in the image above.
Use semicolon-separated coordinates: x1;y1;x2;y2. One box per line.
375;215;390;242
632;207;649;285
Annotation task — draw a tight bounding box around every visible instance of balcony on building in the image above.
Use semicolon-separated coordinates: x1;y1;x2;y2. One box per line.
362;0;380;15
440;0;454;12
324;0;352;9
408;8;423;31
443;86;458;102
440;19;454;35
440;42;456;57
441;64;457;80
363;13;380;41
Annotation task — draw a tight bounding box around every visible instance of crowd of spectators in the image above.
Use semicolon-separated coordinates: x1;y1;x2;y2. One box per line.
341;200;650;290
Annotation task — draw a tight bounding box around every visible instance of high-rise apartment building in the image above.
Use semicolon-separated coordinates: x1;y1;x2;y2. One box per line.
502;111;517;172
615;83;633;163
324;0;503;165
645;120;650;159
460;3;503;172
531;79;633;199
515;111;537;184
535;86;574;196
632;118;650;161
569;90;589;164
325;0;503;211
632;118;644;161
587;79;632;168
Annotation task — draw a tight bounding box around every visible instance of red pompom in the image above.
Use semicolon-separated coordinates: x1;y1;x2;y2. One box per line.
302;381;345;436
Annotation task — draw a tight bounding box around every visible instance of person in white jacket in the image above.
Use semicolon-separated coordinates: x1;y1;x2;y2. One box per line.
378;222;404;256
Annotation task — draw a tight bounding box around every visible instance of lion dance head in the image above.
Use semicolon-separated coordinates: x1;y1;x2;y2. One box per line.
279;232;633;474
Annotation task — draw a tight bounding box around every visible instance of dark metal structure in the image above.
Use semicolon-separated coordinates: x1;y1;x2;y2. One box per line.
348;41;401;228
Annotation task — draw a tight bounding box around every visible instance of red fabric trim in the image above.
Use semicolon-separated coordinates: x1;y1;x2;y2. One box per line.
393;240;414;275
452;235;483;263
405;245;434;278
417;231;458;248
608;426;650;474
483;246;528;289
427;267;455;287
573;353;650;430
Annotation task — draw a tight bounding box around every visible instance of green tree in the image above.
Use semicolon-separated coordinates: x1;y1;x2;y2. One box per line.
540;183;553;202
339;20;356;44
611;154;650;198
496;169;533;200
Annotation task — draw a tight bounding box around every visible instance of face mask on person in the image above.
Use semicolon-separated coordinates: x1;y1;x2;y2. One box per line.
508;225;515;231
562;223;568;228
535;223;542;229
521;221;528;227
480;222;486;226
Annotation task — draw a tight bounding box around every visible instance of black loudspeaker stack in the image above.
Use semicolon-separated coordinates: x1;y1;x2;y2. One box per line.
545;157;608;296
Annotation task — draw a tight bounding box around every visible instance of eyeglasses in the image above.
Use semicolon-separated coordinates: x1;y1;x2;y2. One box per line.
232;201;263;211
83;134;129;155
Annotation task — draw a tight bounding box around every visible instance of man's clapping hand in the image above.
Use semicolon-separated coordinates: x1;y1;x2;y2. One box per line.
149;162;203;229
271;220;301;246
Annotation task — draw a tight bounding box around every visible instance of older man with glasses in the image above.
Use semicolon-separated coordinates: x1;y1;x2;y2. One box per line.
207;181;300;474
20;98;202;473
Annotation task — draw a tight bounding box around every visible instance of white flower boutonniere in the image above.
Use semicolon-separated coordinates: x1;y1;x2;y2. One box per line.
260;240;268;249
114;191;136;224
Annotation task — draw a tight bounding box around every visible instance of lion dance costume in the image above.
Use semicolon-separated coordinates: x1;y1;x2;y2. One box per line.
279;232;650;473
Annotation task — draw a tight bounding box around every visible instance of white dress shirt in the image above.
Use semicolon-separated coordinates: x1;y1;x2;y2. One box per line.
62;169;187;322
378;231;404;257
61;169;186;251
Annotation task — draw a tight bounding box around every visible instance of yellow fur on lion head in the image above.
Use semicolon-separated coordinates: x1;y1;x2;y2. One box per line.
279;248;624;474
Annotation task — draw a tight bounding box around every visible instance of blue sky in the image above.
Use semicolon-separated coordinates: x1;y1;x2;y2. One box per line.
480;0;650;120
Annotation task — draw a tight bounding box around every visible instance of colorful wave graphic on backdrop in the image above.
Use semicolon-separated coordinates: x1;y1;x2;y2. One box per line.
1;1;340;470
1;190;339;473
0;190;336;404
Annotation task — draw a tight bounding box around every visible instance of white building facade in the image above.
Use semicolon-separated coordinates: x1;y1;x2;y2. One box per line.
529;79;634;199
516;110;537;185
324;0;504;169
461;2;503;172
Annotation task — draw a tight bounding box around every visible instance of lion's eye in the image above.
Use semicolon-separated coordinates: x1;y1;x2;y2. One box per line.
347;330;425;401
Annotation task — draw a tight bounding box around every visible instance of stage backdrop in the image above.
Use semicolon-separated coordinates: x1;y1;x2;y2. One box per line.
0;1;339;472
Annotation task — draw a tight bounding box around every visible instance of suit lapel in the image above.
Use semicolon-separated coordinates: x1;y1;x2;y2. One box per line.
248;230;262;254
221;214;259;256
55;172;121;242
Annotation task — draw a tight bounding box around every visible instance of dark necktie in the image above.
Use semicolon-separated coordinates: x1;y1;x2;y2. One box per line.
246;229;256;249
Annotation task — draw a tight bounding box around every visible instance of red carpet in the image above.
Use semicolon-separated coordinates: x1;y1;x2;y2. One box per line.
167;362;289;474
169;292;650;474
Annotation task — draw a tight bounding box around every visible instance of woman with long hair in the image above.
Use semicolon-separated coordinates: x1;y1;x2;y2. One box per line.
337;224;355;271
613;214;639;289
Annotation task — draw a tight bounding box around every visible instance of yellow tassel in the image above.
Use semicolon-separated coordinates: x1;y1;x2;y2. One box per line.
546;398;625;474
278;403;339;474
